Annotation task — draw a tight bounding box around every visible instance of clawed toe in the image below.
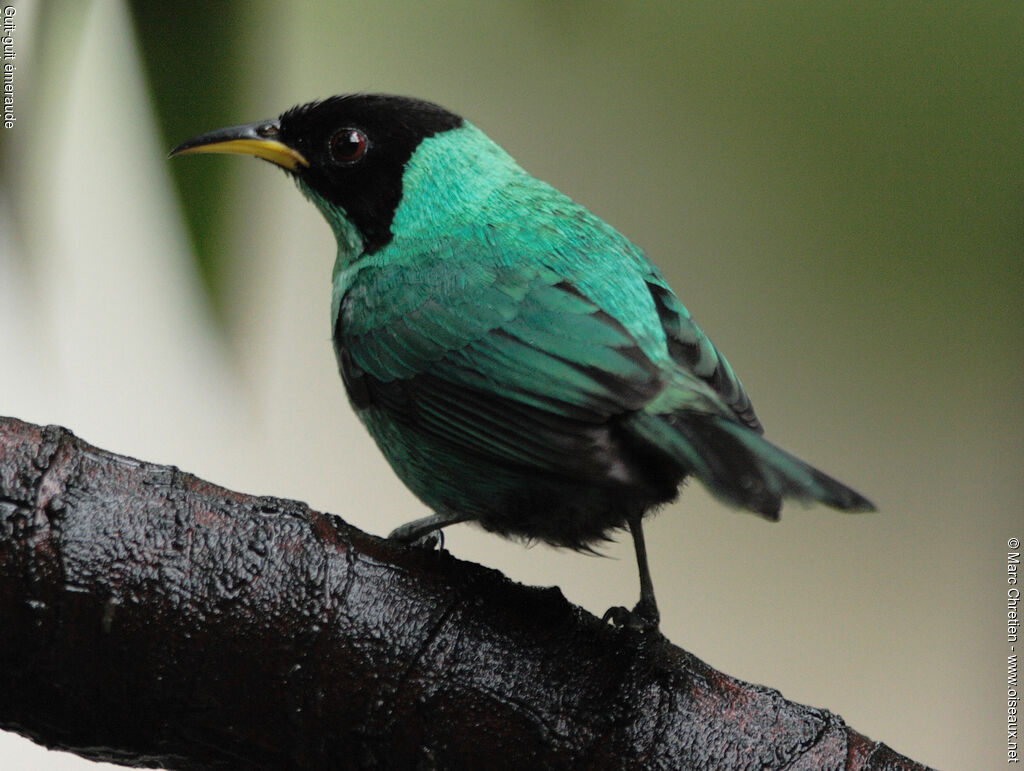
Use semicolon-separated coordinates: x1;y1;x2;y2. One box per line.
601;600;660;631
388;525;445;551
410;530;444;551
387;512;469;548
601;605;632;626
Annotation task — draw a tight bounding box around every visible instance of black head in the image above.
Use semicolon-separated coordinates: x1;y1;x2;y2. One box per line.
171;94;464;253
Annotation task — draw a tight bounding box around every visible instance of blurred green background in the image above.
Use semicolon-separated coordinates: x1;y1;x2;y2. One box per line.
1;2;1020;768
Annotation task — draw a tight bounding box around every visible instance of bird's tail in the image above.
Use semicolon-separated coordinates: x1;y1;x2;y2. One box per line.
626;411;875;519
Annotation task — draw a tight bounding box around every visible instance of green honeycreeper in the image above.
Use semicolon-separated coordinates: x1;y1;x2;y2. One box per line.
171;94;873;629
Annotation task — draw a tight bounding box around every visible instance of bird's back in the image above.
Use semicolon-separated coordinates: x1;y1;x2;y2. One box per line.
335;129;760;435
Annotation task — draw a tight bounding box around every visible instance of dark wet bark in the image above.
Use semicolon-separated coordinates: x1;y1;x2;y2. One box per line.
0;417;932;770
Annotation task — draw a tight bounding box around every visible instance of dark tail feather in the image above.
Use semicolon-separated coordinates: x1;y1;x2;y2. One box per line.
627;412;875;518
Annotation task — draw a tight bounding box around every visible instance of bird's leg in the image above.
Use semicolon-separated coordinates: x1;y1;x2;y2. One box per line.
388;512;471;550
602;515;660;630
628;515;660;626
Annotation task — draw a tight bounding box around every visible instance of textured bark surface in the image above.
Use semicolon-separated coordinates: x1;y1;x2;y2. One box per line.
0;417;932;770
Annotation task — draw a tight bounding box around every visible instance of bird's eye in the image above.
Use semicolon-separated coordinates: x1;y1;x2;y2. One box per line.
330;128;369;165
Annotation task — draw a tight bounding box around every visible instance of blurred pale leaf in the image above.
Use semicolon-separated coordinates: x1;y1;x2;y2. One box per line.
127;0;252;322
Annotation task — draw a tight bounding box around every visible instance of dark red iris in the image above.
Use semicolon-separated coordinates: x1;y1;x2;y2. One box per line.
330;128;368;164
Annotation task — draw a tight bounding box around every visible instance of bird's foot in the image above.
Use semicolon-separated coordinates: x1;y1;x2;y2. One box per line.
388;523;445;551
601;597;660;632
410;529;444;551
387;512;470;550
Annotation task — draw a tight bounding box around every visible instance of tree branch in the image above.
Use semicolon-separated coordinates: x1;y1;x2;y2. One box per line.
0;416;931;770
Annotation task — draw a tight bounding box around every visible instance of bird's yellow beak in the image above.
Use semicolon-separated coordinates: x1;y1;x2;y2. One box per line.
169;120;309;171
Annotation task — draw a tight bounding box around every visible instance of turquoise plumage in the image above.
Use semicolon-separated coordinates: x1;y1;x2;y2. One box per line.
172;94;873;628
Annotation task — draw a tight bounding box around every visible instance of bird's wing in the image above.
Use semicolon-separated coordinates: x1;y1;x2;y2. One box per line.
641;271;762;432
337;242;724;481
474;193;762;432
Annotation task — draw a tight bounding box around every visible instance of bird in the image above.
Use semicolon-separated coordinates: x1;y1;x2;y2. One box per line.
171;93;874;630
